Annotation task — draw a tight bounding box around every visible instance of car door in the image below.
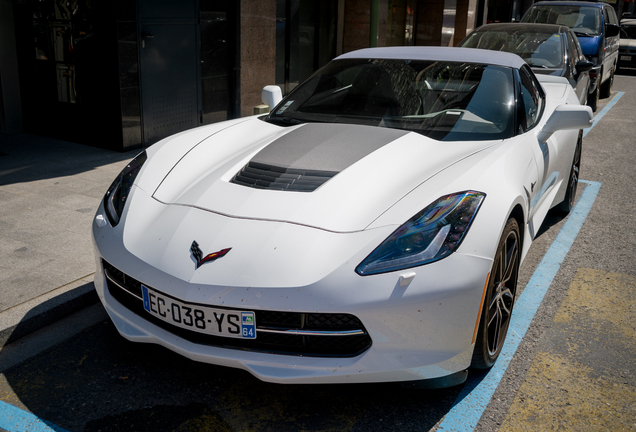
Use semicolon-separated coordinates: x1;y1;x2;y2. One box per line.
518;66;564;228
517;66;545;224
566;29;590;104
603;6;620;71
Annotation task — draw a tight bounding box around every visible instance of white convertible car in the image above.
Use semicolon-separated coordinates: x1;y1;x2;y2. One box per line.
93;47;592;387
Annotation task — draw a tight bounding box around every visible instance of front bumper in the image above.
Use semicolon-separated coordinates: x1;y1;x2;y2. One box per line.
588;65;601;92
92;198;493;384
618;51;636;69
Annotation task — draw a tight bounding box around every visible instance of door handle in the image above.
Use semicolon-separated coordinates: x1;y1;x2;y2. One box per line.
142;32;154;48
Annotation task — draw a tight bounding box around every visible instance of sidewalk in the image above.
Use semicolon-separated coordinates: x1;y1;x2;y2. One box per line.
0;133;138;346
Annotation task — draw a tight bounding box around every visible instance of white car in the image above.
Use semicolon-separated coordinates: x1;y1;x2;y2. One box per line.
93;47;592;388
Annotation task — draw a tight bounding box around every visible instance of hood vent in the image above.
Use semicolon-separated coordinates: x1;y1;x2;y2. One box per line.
231;162;337;192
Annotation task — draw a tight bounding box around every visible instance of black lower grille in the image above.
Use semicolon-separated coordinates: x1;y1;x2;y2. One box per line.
102;260;372;357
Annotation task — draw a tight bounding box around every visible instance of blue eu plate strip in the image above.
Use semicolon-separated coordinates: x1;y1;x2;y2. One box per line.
437;180;601;432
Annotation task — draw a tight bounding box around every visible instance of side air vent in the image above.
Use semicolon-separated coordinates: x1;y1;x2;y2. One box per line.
230;162;337;192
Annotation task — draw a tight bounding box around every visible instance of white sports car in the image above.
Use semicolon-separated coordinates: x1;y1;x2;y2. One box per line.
93;47;592;387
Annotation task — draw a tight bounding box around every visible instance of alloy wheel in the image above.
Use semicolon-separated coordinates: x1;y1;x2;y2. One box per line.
486;227;519;357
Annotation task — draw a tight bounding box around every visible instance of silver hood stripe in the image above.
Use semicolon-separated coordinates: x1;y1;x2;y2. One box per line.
249;123;410;173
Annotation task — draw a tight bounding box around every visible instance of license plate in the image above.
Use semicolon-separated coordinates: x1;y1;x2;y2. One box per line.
620;55;631;61
142;285;256;339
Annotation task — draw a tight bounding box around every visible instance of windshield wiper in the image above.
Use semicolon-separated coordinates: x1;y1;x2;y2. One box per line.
574;31;594;37
265;116;305;126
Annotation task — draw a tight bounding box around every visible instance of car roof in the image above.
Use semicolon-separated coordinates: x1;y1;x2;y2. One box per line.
532;1;606;8
335;47;527;69
473;22;570;34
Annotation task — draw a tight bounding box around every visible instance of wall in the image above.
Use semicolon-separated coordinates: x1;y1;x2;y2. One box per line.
115;0;142;149
240;0;276;117
416;0;445;46
0;0;23;135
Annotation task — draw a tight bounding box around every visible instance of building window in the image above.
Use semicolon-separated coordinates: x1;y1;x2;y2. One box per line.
275;0;338;95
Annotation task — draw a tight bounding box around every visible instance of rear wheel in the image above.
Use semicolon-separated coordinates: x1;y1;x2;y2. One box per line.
557;131;582;214
600;65;615;99
471;218;520;369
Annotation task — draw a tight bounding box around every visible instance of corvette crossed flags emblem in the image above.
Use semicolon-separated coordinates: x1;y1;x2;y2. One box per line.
190;241;231;269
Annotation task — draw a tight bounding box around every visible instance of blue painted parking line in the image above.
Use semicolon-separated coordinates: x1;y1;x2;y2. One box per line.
583;91;624;138
437;180;601;431
438;89;620;432
0;400;69;432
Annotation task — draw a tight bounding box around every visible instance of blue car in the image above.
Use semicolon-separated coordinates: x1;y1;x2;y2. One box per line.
522;1;620;111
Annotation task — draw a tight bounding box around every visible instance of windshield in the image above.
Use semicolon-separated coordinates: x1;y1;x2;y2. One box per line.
621;23;636;39
522;6;601;37
266;59;515;141
461;30;565;69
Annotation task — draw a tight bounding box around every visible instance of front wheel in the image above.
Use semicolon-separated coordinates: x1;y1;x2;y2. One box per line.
600;65;615;99
557;131;582;214
471;218;520;369
587;84;599;112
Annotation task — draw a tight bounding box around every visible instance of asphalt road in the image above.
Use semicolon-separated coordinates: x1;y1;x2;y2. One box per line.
0;73;634;432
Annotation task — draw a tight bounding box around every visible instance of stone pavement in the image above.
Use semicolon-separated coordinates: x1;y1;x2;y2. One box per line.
0;133;138;346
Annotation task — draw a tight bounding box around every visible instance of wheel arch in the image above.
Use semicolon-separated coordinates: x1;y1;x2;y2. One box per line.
509;203;527;263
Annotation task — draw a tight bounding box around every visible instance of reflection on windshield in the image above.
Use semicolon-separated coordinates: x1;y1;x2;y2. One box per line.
523;6;601;36
266;59;515;141
461;31;564;69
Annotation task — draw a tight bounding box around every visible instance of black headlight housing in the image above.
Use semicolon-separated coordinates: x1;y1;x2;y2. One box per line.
355;191;485;276
103;151;147;226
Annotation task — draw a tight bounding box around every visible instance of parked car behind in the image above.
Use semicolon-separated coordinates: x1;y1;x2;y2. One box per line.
459;23;593;107
618;19;636;70
522;1;620;109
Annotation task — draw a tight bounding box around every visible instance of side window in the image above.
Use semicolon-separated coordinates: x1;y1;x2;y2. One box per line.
610;7;618;25
517;66;545;132
605;6;618;26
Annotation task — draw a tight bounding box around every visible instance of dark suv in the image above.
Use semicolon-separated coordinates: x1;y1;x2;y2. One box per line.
522;1;620;111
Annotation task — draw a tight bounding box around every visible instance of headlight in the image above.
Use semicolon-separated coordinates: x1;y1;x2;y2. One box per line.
355;191;485;276
103;151;147;226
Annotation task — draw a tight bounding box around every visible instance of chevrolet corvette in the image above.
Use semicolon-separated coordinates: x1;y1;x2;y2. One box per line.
93;47;592;387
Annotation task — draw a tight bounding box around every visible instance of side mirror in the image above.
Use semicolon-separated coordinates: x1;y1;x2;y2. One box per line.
606;23;620;37
576;59;595;73
261;85;283;112
537;104;593;142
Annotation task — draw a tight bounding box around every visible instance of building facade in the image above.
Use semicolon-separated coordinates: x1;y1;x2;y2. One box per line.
1;0;622;151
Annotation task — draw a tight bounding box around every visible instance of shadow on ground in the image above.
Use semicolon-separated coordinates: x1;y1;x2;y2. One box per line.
1;318;466;432
0;133;139;186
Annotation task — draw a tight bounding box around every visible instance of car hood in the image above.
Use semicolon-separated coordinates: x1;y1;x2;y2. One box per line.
620;39;636;49
577;36;601;56
151;119;498;232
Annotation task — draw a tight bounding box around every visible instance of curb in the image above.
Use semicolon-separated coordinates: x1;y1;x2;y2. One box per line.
0;275;99;348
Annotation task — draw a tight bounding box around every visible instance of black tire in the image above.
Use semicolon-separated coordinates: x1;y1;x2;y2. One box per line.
587;84;599;112
600;64;615;99
557;131;582;214
471;218;520;370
